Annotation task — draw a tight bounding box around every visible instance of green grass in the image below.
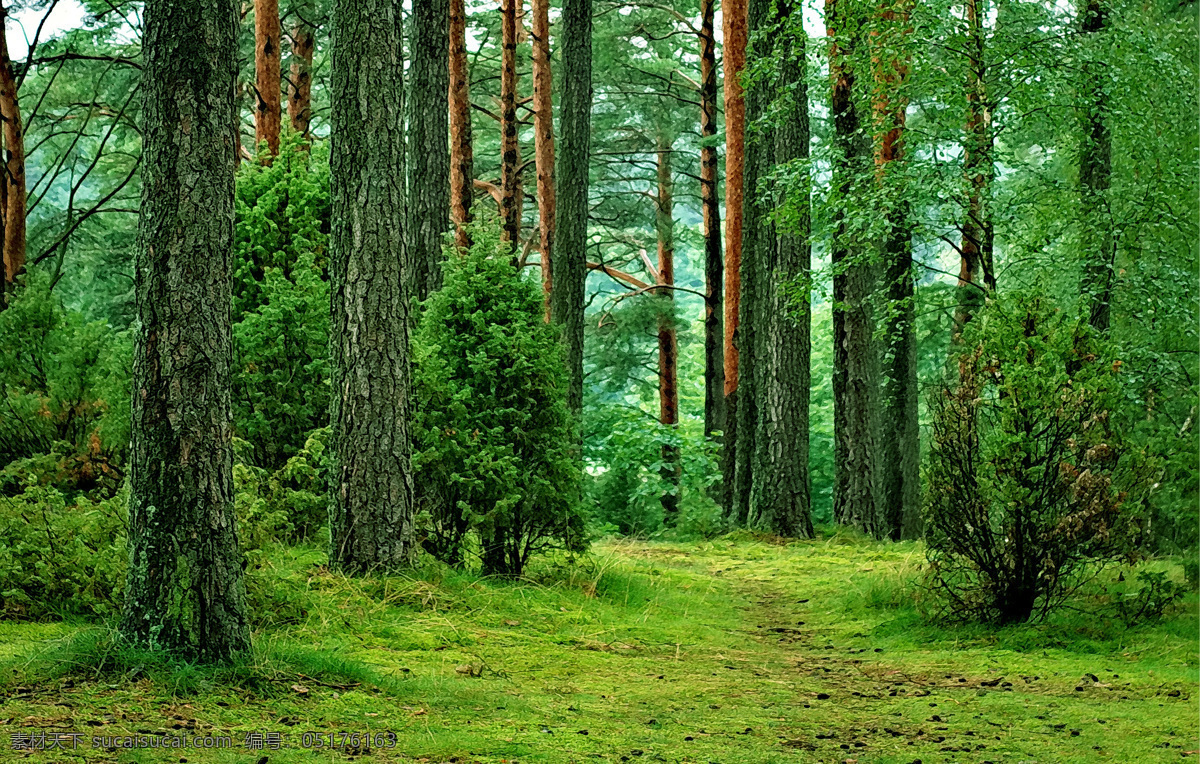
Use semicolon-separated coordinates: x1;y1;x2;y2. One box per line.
0;534;1196;763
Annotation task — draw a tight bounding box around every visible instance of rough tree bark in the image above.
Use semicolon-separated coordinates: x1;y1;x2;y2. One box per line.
721;0;748;521
531;0;556;320
408;0;451;301
328;0;416;573
119;0;251;662
873;0;920;540
655;135;681;523
829;0;884;537
254;0;282;155
953;0;995;337
551;0;592;418
1079;0;1112;333
287;0;316;139
748;1;813;538
0;6;26;301
499;0;522;251
700;0;724;440
449;0;474;250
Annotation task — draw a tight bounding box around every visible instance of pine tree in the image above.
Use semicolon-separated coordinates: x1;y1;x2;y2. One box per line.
408;0;451;301
119;0;250;662
328;0;416;573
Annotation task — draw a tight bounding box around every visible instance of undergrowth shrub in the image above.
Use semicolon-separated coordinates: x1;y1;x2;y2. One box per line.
0;275;130;497
0;483;127;619
232;134;331;470
925;297;1149;624
414;227;586;576
234;428;331;548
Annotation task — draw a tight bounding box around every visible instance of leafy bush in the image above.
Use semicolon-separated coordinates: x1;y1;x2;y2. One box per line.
233;428;331;549
413;227;586;576
0;275;130;497
0;483;127;619
232;135;331;469
924;297;1148;624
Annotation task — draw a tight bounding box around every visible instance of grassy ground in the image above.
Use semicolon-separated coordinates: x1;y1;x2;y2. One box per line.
1;532;1196;763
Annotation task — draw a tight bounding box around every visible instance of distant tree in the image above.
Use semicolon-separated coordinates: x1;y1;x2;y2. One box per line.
448;0;474;250
407;0;451;302
551;0;594;419
531;0;555;319
287;0;317;140
1078;0;1112;333
255;0;283;155
119;0;251;662
829;0;884;537
0;3;27;305
328;0;416;573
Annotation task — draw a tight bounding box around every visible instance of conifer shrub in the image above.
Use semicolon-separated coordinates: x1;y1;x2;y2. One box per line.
925;297;1149;624
232;134;331;470
413;228;586;576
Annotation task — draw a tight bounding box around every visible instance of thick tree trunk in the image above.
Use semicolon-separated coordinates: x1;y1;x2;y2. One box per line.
499;0;522;251
328;0;416;573
749;2;813;539
0;8;26;301
873;0;920;540
1079;0;1112;333
700;0;724;440
288;0;315;139
408;0;451;301
254;0;282;155
449;0;474;250
656;136;681;523
550;0;592;418
953;0;995;337
531;0;556;320
721;0;748;521
829;0;884;538
119;0;250;662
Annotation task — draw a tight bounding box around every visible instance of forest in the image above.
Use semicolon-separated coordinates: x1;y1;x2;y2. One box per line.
0;0;1196;760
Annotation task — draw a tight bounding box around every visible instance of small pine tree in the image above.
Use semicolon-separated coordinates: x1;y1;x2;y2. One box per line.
414;227;585;576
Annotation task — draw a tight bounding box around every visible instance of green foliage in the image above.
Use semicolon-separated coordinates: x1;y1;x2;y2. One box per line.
1111;570;1187;625
0;276;130;497
414;228;586;576
0;483;127;619
925;296;1149;624
233;428;332;550
232;136;332;469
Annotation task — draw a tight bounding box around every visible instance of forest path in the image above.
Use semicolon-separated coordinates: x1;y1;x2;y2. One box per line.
651;534;1198;763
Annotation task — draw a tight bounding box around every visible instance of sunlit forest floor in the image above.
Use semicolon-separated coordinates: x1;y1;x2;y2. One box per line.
1;532;1196;763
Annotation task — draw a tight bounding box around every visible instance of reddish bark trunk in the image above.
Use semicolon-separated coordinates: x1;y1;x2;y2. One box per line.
254;0;282;155
656;137;680;521
531;0;556;321
0;8;25;300
288;2;315;140
449;0;474;250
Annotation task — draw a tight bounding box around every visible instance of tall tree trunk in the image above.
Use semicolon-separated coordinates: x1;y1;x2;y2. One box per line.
1079;0;1112;332
953;0;995;337
531;0;556;320
449;0;474;250
408;0;451;301
656;135;681;523
0;7;26;302
829;0;884;538
119;0;251;662
700;0;724;440
550;0;592;419
749;1;813;538
288;0;316;139
730;0;763;527
499;0;522;251
328;0;416;573
254;0;282;155
873;0;920;540
721;0;748;521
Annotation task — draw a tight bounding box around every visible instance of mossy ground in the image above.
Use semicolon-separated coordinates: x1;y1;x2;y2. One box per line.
1;531;1196;763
